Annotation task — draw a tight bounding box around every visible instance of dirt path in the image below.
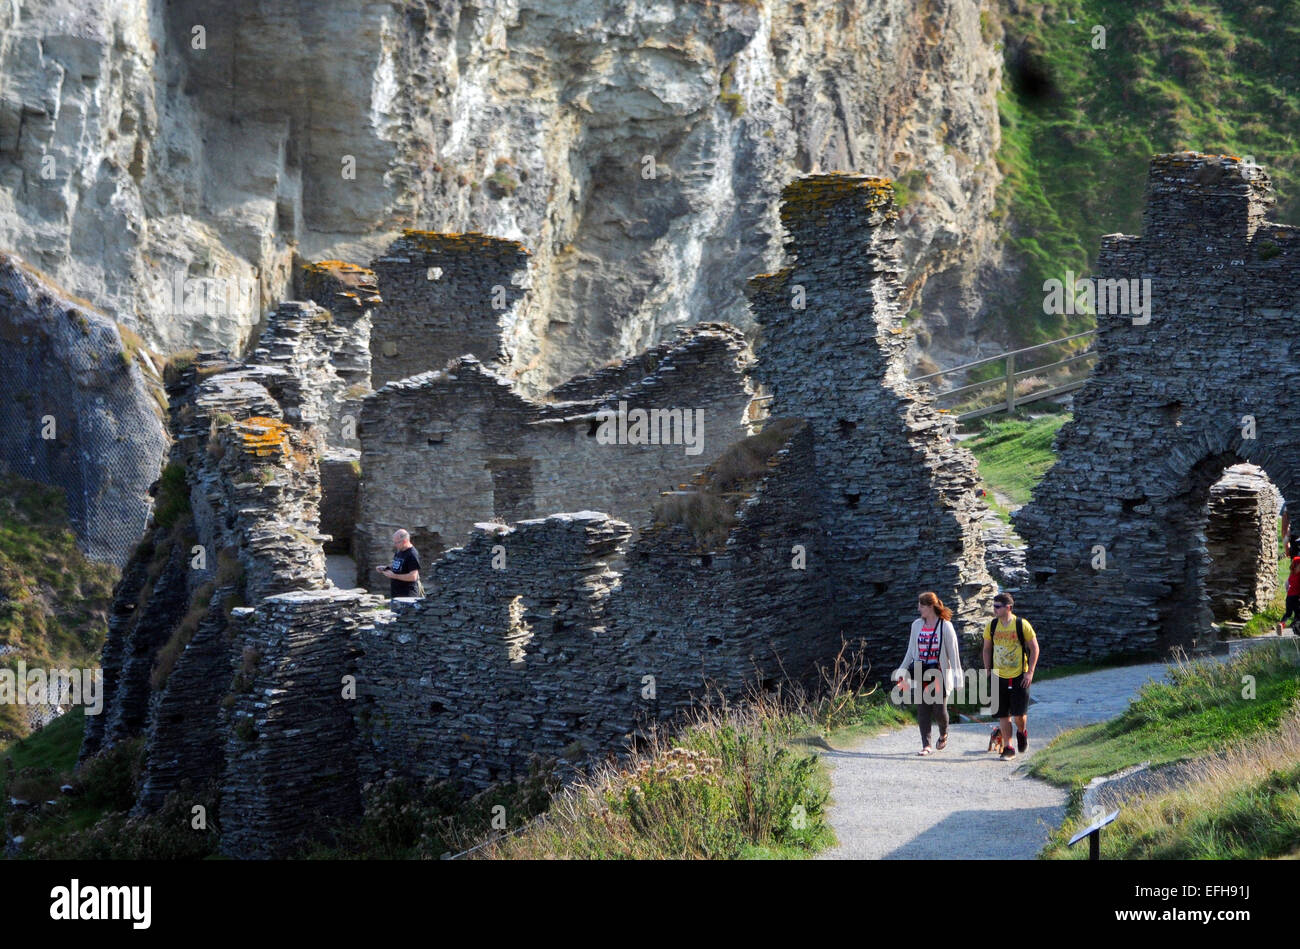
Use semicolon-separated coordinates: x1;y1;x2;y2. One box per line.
815;663;1171;860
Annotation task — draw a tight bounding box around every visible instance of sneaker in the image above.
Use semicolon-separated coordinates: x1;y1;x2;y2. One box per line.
999;745;1017;760
1017;729;1028;753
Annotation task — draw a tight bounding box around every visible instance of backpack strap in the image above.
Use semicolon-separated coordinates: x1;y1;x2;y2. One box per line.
1016;616;1028;676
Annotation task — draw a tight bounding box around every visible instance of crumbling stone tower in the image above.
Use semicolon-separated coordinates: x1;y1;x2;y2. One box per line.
368;231;530;388
747;175;995;660
1015;153;1300;660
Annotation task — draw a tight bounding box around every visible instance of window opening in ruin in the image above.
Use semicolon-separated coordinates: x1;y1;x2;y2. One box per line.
872;582;888;596
838;419;857;436
699;554;713;567
428;700;447;714
505;595;534;666
587;418;600;438
845;492;861;509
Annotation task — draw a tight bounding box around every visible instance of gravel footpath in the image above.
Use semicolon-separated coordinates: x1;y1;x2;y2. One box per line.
815;662;1172;860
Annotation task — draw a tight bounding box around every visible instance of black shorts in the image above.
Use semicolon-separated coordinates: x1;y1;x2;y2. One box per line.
1285;595;1300;622
992;674;1029;719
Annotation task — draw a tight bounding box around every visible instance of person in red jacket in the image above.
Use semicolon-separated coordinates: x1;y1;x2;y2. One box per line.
1279;556;1300;635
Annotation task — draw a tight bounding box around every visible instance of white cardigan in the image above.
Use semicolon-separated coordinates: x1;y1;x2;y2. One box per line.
893;617;964;696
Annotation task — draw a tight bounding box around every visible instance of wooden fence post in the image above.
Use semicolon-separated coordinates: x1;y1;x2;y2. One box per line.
1005;352;1016;414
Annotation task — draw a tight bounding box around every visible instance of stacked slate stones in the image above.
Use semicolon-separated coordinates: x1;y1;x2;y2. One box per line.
748;174;996;664
1204;465;1279;626
221;588;385;859
355;322;754;589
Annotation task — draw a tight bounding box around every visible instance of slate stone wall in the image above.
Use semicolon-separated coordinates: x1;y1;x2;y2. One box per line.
1205;465;1279;625
747;174;996;664
355;322;754;589
368;231;530;389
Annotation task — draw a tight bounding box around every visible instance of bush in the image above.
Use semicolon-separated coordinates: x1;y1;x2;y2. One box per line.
152;463;191;530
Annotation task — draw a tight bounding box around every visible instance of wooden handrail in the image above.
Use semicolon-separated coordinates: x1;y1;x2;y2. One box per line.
909;329;1096;382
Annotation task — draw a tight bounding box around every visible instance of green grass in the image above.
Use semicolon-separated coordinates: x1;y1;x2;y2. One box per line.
964;412;1069;509
1043;704;1300;859
992;1;1300;349
1029;642;1300;787
1;705;84;779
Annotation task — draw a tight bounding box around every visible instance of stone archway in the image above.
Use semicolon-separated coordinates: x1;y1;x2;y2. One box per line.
1014;152;1300;662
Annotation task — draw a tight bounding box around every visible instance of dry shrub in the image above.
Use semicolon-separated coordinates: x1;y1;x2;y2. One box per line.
652;418;804;549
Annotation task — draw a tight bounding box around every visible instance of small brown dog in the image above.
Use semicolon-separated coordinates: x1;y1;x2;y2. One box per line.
987;726;1005;754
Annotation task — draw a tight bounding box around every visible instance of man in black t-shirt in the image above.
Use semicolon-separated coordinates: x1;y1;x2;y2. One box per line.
376;529;421;598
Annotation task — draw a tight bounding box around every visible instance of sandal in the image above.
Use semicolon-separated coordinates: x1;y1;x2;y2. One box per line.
917;746;933;756
936;734;948;751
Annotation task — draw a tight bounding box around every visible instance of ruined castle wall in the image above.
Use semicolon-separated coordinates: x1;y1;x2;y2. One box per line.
298;260;379;449
1015;154;1300;661
355;514;633;790
609;419;835;704
88;350;334;809
352;418;829;794
747;175;995;666
368;232;529;389
355;324;754;592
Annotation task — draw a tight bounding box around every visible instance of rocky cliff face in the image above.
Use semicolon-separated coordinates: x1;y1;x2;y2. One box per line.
0;0;1002;388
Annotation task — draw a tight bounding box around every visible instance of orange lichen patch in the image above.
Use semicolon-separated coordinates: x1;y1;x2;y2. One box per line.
301;260;381;305
397;229;532;258
744;265;794;299
780;173;896;229
234;416;292;460
301;259;376;279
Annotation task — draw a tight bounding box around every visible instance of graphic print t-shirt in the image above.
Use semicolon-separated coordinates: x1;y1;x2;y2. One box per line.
390;546;421;598
984;615;1036;679
918;624;942;666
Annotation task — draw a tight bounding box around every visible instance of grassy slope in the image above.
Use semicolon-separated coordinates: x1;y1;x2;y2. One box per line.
964;412;1069;511
992;0;1300;349
1037;644;1300;858
1030;643;1300;787
0;473;116;741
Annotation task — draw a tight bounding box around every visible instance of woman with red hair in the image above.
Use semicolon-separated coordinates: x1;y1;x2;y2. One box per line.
895;591;963;756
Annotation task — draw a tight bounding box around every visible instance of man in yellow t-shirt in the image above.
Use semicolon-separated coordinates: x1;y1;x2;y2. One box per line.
982;592;1040;760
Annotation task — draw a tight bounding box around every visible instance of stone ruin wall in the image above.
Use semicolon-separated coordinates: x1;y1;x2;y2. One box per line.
368;232;530;390
1205;465;1280;626
354;322;755;588
210;175;997;851
748;175;996;663
269;419;826;809
1015;153;1300;661
82;303;338;813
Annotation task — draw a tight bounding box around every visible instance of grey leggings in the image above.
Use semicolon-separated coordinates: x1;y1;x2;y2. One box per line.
917;671;950;746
